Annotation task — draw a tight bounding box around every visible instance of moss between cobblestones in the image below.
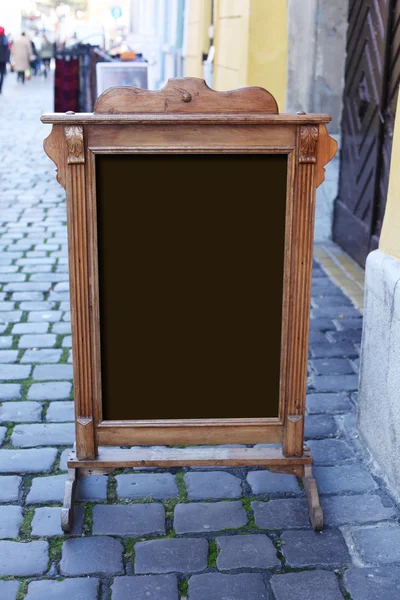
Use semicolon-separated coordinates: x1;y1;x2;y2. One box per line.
175;472;188;502
208;539;218;568
274;538;286;567
83;503;95;533
178;578;188;598
19;506;35;539
59;348;69;364
16;579;28;600
107;475;117;503
40;400;50;422
241;497;260;530
48;537;64;563
122;537;143;569
54;334;64;349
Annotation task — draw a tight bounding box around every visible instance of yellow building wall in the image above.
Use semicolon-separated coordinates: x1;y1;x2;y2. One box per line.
380;92;400;261
213;0;287;109
184;0;212;78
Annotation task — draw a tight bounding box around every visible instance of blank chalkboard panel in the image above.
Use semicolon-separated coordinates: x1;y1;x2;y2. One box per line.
96;154;287;420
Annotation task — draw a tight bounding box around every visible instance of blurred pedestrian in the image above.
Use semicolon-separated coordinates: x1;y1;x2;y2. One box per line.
11;32;32;84
39;34;53;78
0;26;10;94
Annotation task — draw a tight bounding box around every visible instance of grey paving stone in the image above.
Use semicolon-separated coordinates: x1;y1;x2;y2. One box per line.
216;534;280;570
0;448;57;473
184;471;242;499
0;475;21;502
311;306;360;318
271;570;343;600
28;381;72;400
352;527;400;564
116;473;178;500
21;349;63;363
0;337;13;349
334;317;363;330
281;530;351;568
0;505;23;538
0;350;18;363
0;311;22;323
327;329;362;343
304;414;338;439
32;364;73;380
93;504;165;536
309;318;336;331
0;541;49;575
312;374;359;392
19;302;55;311
0;580;20;600
28;311;62;322
31;506;84;536
344;567;400;599
0;384;21;401
26;578;99;600
52;322;71;334
0;364;31;380
12;423;74;447
19;334;56;349
12;322;49;335
306;393;352;414
307;439;354;464
27;474;66;504
252;499;310;530
76;476;108;501
314;465;378;494
309;341;359;359
62;336;72;347
135;538;208;574
59;448;71;471
322;495;396;527
308;331;327;344
188;573;270;600
46;401;74;422
174;501;247;534
111;575;178;600
246;470;300;494
0;402;42;423
11;292;44;301
60;537;124;576
311;358;355;375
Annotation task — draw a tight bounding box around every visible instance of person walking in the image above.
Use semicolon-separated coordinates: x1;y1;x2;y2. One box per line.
39;34;53;78
0;26;10;94
11;32;32;84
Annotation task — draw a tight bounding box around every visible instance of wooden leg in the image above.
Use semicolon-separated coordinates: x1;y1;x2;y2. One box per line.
61;468;79;533
302;464;323;531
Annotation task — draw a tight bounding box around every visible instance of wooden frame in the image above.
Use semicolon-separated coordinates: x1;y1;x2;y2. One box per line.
42;78;337;532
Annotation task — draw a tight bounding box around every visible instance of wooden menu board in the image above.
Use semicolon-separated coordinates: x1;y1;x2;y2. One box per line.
41;78;337;531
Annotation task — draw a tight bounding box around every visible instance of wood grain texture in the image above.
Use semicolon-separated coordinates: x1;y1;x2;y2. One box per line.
282;126;318;457
61;468;78;532
43;125;67;189
303;464;324;530
67;446;313;469
94;77;279;114
97;421;282;446
65;128;96;460
316;124;338;187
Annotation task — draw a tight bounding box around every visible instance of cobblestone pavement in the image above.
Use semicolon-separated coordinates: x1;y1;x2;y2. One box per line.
1;73;400;600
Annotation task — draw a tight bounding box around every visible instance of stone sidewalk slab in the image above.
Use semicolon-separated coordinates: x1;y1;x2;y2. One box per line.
0;448;57;473
344;567;400;599
111;575;179;600
134;538;208;574
352;526;400;564
0;475;21;501
271;570;343;600
0;580;20;600
184;471;242;499
188;573;270;600
281;530;350;568
60;537;124;576
216;534;280;570
252;499;311;529
246;470;300;494
92;504;166;537
25;579;99;600
174;501;247;533
116;473;178;499
0;541;49;576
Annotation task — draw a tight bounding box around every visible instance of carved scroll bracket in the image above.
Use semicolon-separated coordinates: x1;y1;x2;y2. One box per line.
299;125;319;163
66;126;85;164
43;125;67;189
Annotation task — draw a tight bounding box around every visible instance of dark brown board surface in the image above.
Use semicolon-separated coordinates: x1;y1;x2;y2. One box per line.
96;154;287;420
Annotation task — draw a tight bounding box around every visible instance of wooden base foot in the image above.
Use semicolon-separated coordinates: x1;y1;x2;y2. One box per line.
302;464;323;530
61;468;79;532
